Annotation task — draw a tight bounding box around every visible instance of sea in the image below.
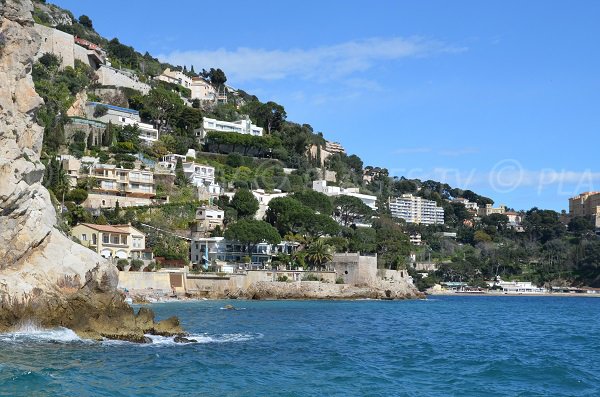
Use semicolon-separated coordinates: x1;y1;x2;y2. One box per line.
1;296;599;396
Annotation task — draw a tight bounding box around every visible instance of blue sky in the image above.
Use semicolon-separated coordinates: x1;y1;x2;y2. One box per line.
53;0;600;211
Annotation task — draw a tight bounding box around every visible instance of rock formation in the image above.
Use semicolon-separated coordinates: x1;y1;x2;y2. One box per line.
0;0;180;341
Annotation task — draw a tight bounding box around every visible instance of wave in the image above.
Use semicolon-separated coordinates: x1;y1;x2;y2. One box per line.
0;321;82;344
144;332;262;346
0;320;261;347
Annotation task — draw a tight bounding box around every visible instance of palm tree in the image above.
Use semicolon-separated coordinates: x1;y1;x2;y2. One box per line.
305;239;333;272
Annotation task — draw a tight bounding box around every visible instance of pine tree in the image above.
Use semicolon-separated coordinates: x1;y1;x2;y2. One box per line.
174;158;188;186
103;121;114;147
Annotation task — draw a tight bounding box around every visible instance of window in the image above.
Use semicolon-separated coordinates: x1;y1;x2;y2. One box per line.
111;235;120;244
102;234;109;244
121;235;127;245
81;234;87;241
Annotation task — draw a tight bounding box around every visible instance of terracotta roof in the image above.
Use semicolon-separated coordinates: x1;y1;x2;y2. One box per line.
79;223;130;234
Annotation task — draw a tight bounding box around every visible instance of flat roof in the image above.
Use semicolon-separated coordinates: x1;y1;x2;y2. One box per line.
87;101;139;115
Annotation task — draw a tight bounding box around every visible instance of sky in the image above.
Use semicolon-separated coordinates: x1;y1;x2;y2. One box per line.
52;0;600;211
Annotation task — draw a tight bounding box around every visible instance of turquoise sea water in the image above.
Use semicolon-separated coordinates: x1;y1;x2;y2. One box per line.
1;296;599;396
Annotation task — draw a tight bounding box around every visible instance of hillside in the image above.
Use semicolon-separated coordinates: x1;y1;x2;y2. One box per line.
31;0;600;290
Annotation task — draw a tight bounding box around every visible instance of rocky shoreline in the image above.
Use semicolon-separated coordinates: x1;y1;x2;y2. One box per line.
0;0;183;343
127;280;425;302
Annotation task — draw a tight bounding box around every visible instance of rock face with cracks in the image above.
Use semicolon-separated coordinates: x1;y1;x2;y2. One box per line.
0;0;181;342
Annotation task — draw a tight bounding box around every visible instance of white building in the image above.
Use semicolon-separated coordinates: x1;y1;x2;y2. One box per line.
199;116;263;139
183;162;216;186
157;67;192;89
190;237;298;270
488;280;547;294
157;154;216;186
389;194;444;225
191;77;217;101
85;102;158;145
312;180;377;211
452;198;479;212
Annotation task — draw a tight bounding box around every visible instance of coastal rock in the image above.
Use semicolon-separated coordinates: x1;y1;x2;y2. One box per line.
243;281;424;300
0;0;181;342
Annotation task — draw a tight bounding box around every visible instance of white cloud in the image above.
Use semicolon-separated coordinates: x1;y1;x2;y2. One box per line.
159;37;465;83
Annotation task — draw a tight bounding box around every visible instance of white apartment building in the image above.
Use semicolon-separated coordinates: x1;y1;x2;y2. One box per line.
85;102;158;145
191;77;217;101
325;141;345;154
312;180;378;211
452;197;479;212
158;154;216;186
199;116;263;139
88;164;155;198
389;194;444;225
157;67;192;89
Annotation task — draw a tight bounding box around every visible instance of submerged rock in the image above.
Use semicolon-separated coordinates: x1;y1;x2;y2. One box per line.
0;0;181;342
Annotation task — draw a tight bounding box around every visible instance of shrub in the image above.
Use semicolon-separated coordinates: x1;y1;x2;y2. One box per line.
302;273;319;281
335;277;345;284
277;275;289;282
130;259;144;271
116;259;128;271
66;188;88;204
93;104;108;118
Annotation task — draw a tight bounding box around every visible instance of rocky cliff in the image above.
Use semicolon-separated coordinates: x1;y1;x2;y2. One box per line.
0;0;180;341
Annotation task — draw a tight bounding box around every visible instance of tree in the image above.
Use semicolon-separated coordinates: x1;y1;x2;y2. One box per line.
144;87;184;133
66;188;88;204
304;239;333;270
102;121;115;147
334;195;372;226
174;158;188;187
568;216;595;235
224;219;281;256
78;15;93;28
303;213;340;237
241;101;287;134
348;227;377;253
292;190;333;214
523;208;565;243
373;216;411;269
265;196;309;236
230;189;259;219
208;68;227;87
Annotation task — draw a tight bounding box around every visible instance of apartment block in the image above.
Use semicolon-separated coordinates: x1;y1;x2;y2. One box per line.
158;154;216;186
88;164;155;198
312;180;377;211
157;67;192;89
389;194;444;225
569;192;600;228
199;116;263;139
190;237;298;270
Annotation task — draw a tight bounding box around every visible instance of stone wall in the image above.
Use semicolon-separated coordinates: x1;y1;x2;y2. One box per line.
34;24;94;69
332;253;378;286
34;24;74;68
83;193;154;210
96;65;150;94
